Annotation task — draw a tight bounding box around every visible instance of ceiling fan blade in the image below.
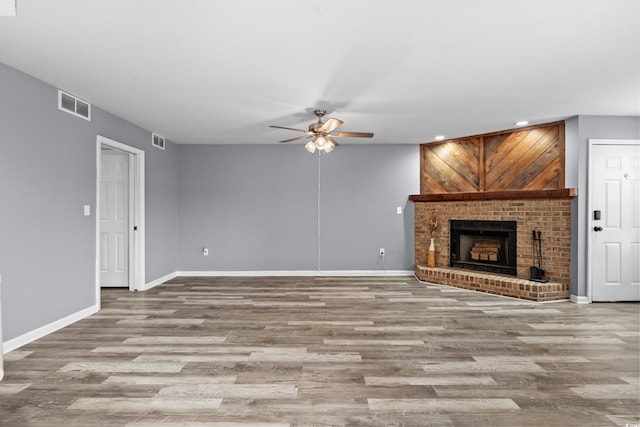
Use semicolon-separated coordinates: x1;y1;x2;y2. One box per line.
270;125;307;133
279;135;313;143
331;131;374;138
318;118;344;133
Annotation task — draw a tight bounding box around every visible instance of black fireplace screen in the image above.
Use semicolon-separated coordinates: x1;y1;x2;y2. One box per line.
449;220;517;276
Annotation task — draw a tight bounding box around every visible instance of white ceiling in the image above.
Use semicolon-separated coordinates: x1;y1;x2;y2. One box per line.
0;0;638;145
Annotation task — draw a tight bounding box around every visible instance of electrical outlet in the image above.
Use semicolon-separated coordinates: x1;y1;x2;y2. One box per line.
379;248;385;256
203;247;209;256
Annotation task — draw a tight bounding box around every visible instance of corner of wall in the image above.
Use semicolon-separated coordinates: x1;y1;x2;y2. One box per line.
142;271;178;291
570;294;590;304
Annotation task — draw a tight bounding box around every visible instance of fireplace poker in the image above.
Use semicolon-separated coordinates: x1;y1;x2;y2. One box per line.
537;231;544;273
529;230;548;282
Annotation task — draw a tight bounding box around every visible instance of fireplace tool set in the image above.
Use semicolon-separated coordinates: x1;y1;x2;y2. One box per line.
529;230;548;282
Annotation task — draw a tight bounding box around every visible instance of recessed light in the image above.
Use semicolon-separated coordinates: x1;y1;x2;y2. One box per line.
515;121;529;126
434;135;445;141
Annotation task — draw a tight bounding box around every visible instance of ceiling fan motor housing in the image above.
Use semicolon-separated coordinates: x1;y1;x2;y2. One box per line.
309;122;321;132
309;109;327;133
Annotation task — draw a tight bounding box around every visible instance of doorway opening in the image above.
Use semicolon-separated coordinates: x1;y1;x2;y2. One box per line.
96;136;145;305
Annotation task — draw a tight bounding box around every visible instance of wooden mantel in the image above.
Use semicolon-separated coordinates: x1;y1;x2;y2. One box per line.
409;188;577;203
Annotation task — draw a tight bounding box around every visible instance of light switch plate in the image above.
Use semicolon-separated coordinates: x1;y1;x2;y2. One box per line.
396;207;402;215
84;205;91;216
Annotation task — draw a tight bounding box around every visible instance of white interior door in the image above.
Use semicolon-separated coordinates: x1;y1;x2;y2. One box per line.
96;135;145;300
100;150;130;287
590;140;640;302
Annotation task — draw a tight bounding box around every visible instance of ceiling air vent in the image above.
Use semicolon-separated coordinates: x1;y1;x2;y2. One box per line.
152;133;165;150
58;90;91;121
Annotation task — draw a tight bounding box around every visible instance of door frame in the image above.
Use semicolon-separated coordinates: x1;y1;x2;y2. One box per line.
96;135;145;303
587;138;640;302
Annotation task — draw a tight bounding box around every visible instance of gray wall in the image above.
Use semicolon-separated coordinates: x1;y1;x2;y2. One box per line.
177;144;419;271
0;62;179;341
143;139;179;281
319;145;418;270
3;52;634;349
565;115;640;298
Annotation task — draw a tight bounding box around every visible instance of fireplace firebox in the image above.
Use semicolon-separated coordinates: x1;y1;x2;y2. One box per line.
450;220;517;276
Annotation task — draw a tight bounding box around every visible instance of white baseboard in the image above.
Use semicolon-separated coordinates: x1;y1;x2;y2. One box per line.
175;270;414;277
570;294;590;304
3;304;99;354
142;271;178;291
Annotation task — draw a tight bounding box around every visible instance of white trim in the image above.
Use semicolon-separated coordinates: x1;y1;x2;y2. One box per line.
570;295;590;304
136;151;146;291
587;138;640;303
176;270;415;277
128;153;135;288
588;139;640;146
586;139;594;304
142;272;178;291
3;305;99;354
95;144;101;305
96;136;145;299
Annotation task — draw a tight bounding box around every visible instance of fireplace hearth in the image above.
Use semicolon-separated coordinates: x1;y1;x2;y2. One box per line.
450;220;517;276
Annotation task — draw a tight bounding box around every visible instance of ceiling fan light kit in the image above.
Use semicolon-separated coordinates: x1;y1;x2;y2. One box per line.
304;140;317;153
270;109;373;154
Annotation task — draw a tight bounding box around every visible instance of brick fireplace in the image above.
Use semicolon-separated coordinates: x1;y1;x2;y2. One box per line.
410;189;576;302
411;121;578;302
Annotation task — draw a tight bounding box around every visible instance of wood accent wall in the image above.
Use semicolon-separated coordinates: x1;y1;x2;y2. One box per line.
420;121;565;194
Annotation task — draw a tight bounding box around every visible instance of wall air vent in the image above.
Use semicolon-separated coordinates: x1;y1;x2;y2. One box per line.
152;133;165;150
58;90;91;121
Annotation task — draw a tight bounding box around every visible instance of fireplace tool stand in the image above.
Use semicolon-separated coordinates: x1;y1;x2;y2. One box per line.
529;230;548;282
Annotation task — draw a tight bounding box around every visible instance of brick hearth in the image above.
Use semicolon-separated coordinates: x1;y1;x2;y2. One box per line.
415;266;569;302
410;190;577;302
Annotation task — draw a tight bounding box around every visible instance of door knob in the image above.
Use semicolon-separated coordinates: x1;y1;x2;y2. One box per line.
593;226;603;232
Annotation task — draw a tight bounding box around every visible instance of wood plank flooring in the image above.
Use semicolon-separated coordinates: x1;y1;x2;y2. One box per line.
1;276;638;426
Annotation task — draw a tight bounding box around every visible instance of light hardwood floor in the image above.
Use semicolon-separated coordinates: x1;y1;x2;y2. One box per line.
1;276;638;426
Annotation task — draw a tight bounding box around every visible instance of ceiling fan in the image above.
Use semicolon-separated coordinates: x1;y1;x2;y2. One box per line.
270;109;374;153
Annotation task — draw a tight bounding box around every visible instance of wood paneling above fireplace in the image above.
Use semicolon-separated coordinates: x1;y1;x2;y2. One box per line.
420;121;565;194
